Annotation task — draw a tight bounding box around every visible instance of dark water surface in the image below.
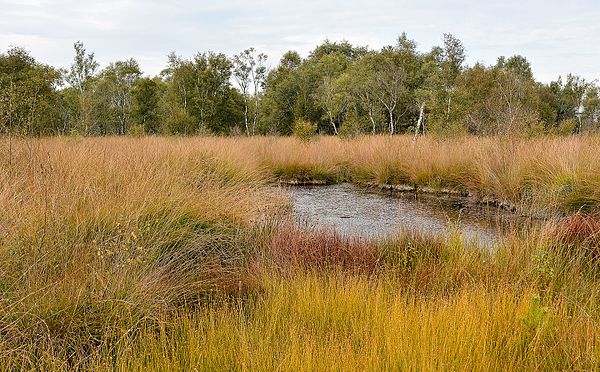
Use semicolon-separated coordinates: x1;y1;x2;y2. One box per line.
283;183;522;248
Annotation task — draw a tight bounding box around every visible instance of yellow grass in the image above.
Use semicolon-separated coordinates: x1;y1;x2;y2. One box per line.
0;135;598;370
112;275;599;371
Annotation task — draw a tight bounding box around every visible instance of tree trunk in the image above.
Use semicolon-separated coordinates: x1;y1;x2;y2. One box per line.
244;100;249;136
413;103;425;142
368;108;376;135
330;118;339;135
446;93;452;121
120;116;126;135
388;110;394;136
252;95;259;135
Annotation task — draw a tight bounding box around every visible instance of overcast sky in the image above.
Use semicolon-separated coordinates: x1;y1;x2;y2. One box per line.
1;0;598;82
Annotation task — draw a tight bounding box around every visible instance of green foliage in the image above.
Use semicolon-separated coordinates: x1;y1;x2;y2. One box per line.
131;77;162;134
550;74;589;127
339;110;366;139
292;119;317;142
428;62;549;137
128;123;145;137
582;87;600;132
64;41;100;135
522;297;549;328
496;55;533;80
429;119;469;137
232;48;268;136
518;294;552;351
2;35;600;137
163;105;196;135
97;58;142;134
552;118;578;135
531;250;556;288
0;47;62;135
161;51;242;135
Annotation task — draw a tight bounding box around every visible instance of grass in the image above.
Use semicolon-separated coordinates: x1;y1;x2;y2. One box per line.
250;135;600;214
113;277;597;371
0;135;598;370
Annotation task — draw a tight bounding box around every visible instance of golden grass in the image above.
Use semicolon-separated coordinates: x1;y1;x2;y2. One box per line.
184;134;600;214
0;135;598;370
111;275;599;371
0;136;281;367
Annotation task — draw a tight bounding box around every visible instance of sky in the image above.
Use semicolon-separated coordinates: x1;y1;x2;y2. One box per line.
1;0;598;83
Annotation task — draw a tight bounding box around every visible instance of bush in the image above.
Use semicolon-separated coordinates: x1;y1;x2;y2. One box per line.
339;112;366;139
68;127;82;137
552;119;578;135
543;212;600;260
129;124;145;137
293;119;317;142
268;222;380;274
428;119;468;138
518;116;546;138
164;106;196;135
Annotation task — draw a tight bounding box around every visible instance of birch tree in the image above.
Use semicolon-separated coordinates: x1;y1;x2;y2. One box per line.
315;76;345;135
233;48;268;135
371;52;407;135
341;56;382;134
66;41;99;134
440;34;465;121
98;59;141;134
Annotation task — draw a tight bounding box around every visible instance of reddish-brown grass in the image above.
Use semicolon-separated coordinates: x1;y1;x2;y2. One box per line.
544;212;600;259
268;222;381;274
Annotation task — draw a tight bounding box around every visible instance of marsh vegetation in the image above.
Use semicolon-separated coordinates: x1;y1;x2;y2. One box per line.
0;135;598;370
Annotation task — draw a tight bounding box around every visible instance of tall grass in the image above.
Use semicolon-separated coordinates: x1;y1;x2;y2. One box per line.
227;135;600;214
0;136;598;370
43;135;597;214
111;275;598;371
0;136;281;368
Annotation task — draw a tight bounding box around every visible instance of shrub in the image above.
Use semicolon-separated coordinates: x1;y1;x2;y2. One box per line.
552;118;578;135
268;222;380;274
164;106;196;135
543;212;600;260
339;111;366;139
293;119;317;142
129;123;145;137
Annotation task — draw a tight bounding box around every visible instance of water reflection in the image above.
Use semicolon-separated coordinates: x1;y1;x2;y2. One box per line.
283;183;523;248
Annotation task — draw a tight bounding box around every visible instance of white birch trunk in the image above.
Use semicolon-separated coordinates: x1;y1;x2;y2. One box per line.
368;109;376;135
330;118;339;135
413;103;425;142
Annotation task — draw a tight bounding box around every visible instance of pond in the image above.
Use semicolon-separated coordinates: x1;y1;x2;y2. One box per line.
282;183;523;248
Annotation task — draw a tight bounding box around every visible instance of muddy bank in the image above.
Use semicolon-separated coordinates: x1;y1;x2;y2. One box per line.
279;179;330;186
369;182;519;213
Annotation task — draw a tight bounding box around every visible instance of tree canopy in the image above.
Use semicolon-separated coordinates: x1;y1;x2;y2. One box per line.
1;36;598;136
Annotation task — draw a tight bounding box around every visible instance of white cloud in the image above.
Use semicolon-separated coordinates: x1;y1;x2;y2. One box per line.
0;0;598;82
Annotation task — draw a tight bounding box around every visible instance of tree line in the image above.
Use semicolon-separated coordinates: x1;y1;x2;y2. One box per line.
1;34;599;137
